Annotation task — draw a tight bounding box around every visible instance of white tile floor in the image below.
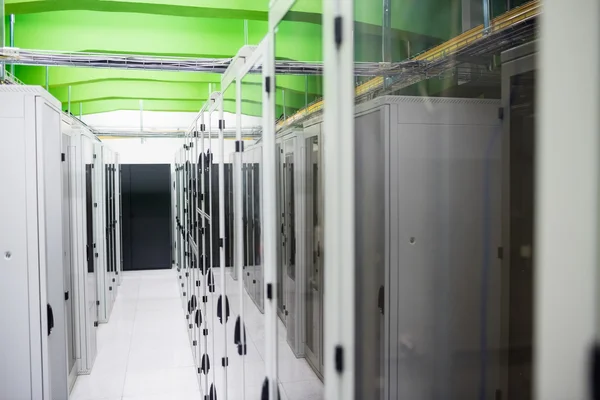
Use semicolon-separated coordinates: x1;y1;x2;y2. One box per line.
70;269;323;400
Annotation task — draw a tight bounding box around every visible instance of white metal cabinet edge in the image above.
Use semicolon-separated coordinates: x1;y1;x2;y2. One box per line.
66;124;99;374
0;86;67;400
93;142;109;323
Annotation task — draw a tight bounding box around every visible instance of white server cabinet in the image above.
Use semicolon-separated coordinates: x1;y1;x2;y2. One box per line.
0;86;68;399
67;123;100;374
94;143;110;323
60;117;79;390
275;128;307;358
347;96;502;399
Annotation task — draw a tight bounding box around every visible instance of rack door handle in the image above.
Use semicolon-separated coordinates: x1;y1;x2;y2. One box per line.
47;304;55;336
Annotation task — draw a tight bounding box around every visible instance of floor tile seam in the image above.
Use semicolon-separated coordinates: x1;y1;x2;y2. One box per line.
121;279;141;396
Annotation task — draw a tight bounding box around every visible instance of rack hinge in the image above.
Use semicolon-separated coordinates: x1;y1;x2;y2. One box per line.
61;153;66;162
235;140;244;153
266;283;273;300
265;76;271;94
334;345;344;373
334;16;343;48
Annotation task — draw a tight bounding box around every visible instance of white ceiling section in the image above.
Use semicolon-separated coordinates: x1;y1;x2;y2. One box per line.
102;137;253;165
82;110;262;131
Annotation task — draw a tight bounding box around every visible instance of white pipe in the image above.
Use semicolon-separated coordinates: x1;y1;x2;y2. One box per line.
218;87;228;400
235;77;246;399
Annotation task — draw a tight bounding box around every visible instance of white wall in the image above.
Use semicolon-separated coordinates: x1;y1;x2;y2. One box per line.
82;110;261;131
102;137;251;164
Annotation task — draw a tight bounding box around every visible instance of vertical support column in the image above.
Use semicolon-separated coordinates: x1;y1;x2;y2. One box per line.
9;13;14;75
79;103;83;119
282;89;286;119
381;0;391;62
535;1;600;399
234;76;246;399
218;94;228;399
9;14;15;76
483;0;490;29
139;100;144;131
323;0;355;399
45;66;49;91
200;111;209;394
382;0;391;88
0;0;5;81
244;20;249;45
304;75;308;108
68;85;72;114
139;100;145;144
263;31;278;400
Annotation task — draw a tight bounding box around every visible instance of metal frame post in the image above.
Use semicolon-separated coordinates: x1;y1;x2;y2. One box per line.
218;93;229;400
323;0;356;398
263;29;278;400
234;75;246;400
535;0;600;398
483;0;491;29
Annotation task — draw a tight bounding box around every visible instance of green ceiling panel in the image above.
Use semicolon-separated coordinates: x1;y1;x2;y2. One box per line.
12;11;267;57
6;0;271;20
5;0;471;115
48;79;310;111
14;65;221;86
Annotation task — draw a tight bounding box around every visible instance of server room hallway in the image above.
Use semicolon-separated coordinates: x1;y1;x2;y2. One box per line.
69;270;200;400
68;269;322;400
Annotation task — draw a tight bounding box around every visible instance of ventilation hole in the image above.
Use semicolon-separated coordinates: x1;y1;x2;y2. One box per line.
201;354;210;375
188;295;198;314
217;295;230;324
209;383;217;400
234;316;248;355
195;309;202;327
208;269;215;293
261;378;281;400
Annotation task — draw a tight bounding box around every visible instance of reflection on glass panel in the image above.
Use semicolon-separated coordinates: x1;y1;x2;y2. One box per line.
275;0;325;398
349;0;537;398
304;134;322;375
225;69;266;399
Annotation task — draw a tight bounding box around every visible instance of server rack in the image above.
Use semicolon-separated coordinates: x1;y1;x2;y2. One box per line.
346;96;502;399
0;86;68;400
275;128;307;358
